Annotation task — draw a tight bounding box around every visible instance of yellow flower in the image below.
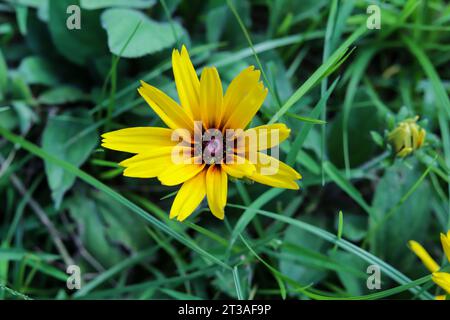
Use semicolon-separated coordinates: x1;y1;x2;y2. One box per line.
388;116;426;158
408;231;450;298
101;45;301;221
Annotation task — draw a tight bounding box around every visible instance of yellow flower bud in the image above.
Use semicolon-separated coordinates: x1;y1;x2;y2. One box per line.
388;116;426;157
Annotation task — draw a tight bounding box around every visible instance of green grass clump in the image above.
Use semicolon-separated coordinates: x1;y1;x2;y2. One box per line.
0;0;449;300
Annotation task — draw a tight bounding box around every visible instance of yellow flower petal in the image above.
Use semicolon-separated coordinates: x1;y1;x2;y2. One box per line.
199;67;223;128
435;295;447;300
120;146;192;178
432;272;450;294
247;153;301;190
170;171;206;221
440;232;450;263
172;45;201;120
158;161;205;186
138;80;193;130
245;123;290;151
221;156;256;178
206;165;227;219
221;66;261;127
101;127;175;153
408;240;440;273
223;82;267;130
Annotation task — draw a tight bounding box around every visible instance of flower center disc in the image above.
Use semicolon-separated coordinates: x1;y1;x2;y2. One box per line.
193;129;228;165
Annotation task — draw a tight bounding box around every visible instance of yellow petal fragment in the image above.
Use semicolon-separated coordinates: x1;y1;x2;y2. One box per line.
199;67;223;128
170;171;206;221
120;146;192;178
440;232;450;263
408;240;440;273
206;165;227;220
435;295;447;300
247;153;301;190
432;272;450;294
138;81;193;130
221;156;256;178
223;82;268;130
221;66;261;127
101;127;175;153
172;45;201;120
245;123;291;151
158;161;206;186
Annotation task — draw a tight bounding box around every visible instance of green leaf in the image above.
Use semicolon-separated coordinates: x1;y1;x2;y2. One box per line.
160;288;203;300
371;161;432;265
42;110;98;208
101;8;184;58
66;190;152;268
279;216;329;285
11;101;38;134
328;105;381;168
370;130;384;147
0;108;18;131
17;56;59;86
48;0;107;65
268;25;367;124
228;188;283;252
0;47;8;100
328;250;367;296
228;203;434;300
339;213;367;242
38;86;87;105
0;126;230;271
285;112;326;124
323;161;374;217
80;0;155;10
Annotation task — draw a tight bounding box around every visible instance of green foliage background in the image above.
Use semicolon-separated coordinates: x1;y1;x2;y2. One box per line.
0;0;449;300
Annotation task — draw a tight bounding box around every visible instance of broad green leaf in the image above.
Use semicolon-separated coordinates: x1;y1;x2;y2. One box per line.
371;161;432;266
0;127;230;271
328;105;381;168
42;110;98;208
280;216;329;285
0;48;7;100
0;108;18;131
11;101;37;134
80;0;155;10
338;213;367;242
17;56;58;86
101;8;184;58
38;86;87;105
323;161;374;217
49;0;107;65
205;1;228;43
66;191;153;268
328;250;367;296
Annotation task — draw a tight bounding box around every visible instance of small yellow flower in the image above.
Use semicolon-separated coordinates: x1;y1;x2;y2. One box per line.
409;231;450;299
388;116;426;158
101;45;301;221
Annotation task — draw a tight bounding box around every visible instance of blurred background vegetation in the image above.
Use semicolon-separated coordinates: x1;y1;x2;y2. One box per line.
0;0;449;300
